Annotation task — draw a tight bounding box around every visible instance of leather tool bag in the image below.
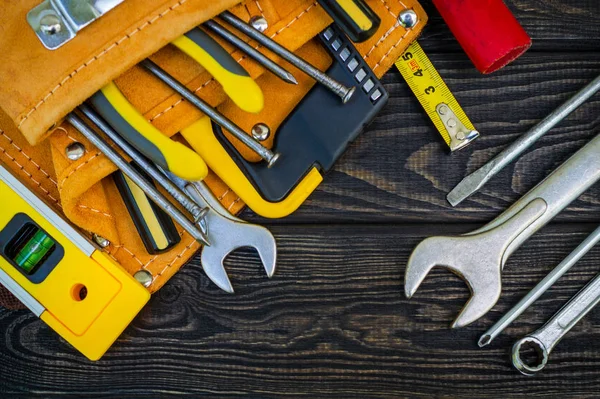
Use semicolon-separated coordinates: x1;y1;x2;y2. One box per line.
0;0;427;306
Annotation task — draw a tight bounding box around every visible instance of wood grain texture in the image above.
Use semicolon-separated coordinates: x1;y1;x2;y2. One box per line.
1;225;600;397
1;0;600;397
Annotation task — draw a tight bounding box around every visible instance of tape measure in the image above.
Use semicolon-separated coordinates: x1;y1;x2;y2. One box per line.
395;41;479;151
0;165;150;360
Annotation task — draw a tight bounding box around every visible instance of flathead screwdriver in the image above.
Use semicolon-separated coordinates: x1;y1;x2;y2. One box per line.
447;74;600;206
219;11;356;103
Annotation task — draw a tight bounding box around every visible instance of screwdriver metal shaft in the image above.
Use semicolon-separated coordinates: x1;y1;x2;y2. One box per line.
140;59;280;168
79;104;209;224
447;74;600;206
219;11;356;103
479;225;600;347
67;111;211;247
204;20;298;85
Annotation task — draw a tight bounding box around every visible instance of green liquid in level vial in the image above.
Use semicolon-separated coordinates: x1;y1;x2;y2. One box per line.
14;230;56;274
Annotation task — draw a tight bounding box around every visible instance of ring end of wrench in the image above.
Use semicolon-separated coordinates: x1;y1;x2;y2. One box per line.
512;336;548;376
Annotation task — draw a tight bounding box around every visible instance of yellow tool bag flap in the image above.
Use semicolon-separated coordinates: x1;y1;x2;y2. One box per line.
0;0;427;302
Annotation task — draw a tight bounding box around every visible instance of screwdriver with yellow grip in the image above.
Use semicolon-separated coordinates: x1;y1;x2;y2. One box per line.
172;27;264;114
89;26;267;182
317;0;381;43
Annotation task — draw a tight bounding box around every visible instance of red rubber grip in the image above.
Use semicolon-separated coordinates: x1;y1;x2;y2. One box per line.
432;0;532;74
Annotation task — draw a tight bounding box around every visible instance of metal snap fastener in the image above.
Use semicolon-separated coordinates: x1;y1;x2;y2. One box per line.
398;10;418;28
66;142;86;161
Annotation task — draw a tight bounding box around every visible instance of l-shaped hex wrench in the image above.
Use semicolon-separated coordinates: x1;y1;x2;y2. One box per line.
405;133;600;328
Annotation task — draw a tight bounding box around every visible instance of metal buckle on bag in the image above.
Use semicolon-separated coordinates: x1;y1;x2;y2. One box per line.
27;0;125;50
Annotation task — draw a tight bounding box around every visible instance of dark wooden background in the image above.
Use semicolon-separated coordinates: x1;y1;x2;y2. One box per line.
1;1;600;397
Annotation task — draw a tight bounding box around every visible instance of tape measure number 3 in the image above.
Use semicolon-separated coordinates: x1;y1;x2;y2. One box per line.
395;41;479;152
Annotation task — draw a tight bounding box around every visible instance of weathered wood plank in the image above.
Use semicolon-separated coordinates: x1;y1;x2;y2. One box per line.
244;51;600;225
1;224;599;397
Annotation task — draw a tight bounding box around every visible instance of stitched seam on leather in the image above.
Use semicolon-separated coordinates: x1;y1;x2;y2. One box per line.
112;244;145;266
372;26;416;71
58;152;102;189
78;204;113;218
218;188;231;201
1;131;58;185
0;129;169;276
149;1;318;122
227;196;242;212
254;0;265;17
17;0;190;129
363;0;410;61
157;238;197;276
0;144;62;206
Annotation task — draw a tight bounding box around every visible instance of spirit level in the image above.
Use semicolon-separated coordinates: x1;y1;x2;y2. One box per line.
395;41;479;151
0;165;150;360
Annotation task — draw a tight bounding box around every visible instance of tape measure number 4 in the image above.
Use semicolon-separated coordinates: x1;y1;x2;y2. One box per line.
395;41;479;152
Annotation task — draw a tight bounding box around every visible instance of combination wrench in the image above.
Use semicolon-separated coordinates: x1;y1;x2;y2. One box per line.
405;133;600;328
512;272;600;375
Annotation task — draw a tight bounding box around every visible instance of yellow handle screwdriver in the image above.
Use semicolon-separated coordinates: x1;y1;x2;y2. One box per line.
317;0;381;42
172;27;264;114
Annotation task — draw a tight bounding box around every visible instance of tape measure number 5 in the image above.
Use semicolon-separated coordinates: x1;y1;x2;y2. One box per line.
395;41;479;152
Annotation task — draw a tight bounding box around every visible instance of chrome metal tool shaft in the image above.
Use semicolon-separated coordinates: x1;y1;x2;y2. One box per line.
204;20;298;85
479;225;600;347
67;111;210;246
405;133;600;328
448;74;600;206
219;11;355;103
141;59;280;167
512;271;600;375
79;104;208;224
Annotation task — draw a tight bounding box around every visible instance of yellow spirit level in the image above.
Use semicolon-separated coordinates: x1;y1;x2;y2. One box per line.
0;165;150;361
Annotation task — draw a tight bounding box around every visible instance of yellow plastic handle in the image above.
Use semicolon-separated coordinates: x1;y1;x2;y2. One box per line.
181;117;322;219
173;28;264;114
90;82;208;181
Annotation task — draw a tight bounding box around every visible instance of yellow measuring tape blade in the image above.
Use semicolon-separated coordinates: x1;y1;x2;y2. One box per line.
395;41;479;151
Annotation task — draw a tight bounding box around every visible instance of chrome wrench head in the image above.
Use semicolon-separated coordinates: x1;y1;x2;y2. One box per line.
405;199;547;328
511;271;600;375
162;169;277;293
199;204;277;293
406;133;600;328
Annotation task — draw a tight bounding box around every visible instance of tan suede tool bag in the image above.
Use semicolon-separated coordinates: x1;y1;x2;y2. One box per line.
0;0;427;304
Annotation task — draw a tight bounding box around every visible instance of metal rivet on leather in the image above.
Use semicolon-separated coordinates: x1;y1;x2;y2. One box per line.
249;16;268;32
134;270;154;288
92;234;110;248
66;142;86;161
398;10;418;28
252;123;271;141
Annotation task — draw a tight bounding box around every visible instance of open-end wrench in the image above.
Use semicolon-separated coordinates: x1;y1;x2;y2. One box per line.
164;171;277;293
512;272;600;375
405;133;600;328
